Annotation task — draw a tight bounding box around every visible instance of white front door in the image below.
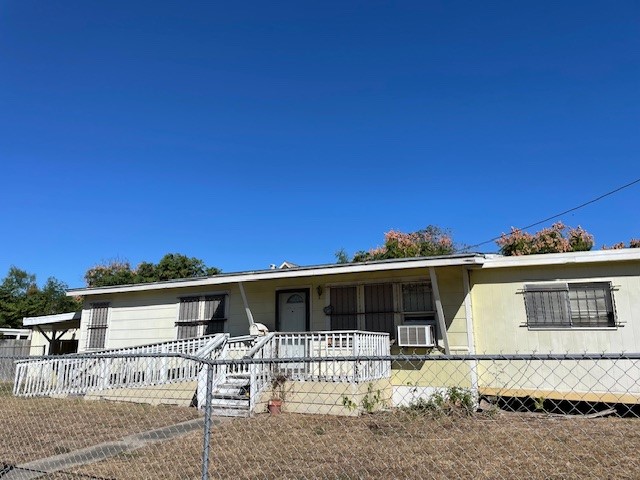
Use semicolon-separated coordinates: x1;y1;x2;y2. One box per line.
277;290;309;376
278;290;308;332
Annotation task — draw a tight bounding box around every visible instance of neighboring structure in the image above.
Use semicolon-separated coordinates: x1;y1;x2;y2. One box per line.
22;311;81;355
0;328;33;382
13;249;640;412
0;328;31;340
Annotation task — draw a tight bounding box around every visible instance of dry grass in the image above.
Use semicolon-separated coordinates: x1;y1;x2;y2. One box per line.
71;411;640;480
0;395;201;465
4;385;640;480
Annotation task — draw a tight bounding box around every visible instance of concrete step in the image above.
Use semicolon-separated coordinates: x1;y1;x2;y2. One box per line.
210;398;250;408
216;385;249;396
220;378;250;387
210;405;250;417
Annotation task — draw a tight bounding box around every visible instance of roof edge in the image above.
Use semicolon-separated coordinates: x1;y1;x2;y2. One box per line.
482;248;640;269
67;254;486;297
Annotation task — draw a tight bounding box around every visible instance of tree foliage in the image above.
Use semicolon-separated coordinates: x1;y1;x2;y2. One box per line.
340;226;457;263
496;222;594;256
0;267;81;328
84;253;221;287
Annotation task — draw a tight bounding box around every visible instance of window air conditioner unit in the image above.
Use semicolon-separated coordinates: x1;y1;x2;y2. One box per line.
397;325;435;347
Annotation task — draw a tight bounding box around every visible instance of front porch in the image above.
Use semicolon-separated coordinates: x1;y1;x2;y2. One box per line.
13;330;390;417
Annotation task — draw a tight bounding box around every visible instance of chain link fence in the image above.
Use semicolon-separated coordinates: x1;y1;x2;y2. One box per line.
1;351;640;479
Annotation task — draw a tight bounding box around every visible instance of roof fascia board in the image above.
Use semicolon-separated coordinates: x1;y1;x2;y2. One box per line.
22;311;81;326
67;256;485;297
483;249;640;269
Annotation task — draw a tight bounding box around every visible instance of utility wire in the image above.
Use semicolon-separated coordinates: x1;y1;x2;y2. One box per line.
465;176;640;251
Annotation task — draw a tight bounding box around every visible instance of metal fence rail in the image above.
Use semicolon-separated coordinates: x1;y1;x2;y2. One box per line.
2;352;640;479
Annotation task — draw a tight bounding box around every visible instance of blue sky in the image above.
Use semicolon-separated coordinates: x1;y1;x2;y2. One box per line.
1;1;638;288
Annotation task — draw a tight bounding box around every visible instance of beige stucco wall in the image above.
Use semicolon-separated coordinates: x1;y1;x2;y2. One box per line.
77;266;471;353
470;261;640;354
254;378;392;416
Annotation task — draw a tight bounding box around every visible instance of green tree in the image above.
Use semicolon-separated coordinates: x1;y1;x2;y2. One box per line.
153;253;220;281
0;267;81;328
84;253;221;287
340;226;457;263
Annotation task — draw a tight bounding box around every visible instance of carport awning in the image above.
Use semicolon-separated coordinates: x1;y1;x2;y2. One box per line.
22;311;81;331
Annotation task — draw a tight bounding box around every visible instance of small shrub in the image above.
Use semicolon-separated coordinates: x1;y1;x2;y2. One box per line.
402;387;476;417
342;383;385;414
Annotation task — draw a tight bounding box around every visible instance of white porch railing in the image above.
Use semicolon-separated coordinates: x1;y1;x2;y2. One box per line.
269;330;391;381
13;330;391;413
245;331;391;413
13;334;227;397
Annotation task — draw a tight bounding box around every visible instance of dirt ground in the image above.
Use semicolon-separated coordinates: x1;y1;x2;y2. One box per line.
67;410;640;480
3;389;640;479
0;395;201;466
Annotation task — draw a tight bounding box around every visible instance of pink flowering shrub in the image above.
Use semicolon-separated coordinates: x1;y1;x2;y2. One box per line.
352;226;456;262
603;239;640;250
496;222;594;256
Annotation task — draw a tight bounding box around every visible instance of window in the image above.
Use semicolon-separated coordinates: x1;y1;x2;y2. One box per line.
328;282;434;338
364;284;394;337
402;283;435;322
177;295;227;339
524;282;615;328
87;302;110;350
329;286;358;330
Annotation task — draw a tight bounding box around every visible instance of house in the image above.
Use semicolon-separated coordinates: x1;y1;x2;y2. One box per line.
13;248;640;413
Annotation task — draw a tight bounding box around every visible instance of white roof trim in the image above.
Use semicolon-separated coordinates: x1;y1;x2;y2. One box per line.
483;248;640;269
67;255;485;296
0;328;31;336
22;311;82;327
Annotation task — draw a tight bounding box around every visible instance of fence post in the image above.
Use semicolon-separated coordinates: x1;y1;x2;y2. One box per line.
201;360;214;480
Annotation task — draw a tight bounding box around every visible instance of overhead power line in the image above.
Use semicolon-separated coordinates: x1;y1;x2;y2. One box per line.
465;176;640;251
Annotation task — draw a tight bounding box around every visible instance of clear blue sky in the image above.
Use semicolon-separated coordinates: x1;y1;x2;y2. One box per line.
1;1;638;288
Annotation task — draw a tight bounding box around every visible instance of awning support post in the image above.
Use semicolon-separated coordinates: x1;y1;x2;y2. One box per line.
429;266;450;355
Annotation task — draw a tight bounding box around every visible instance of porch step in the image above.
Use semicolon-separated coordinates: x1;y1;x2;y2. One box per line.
206;376;251;417
210;405;250;417
210;398;250;408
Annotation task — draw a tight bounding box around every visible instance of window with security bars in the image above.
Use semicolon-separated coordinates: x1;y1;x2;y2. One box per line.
364;284;395;337
328;282;434;339
329;286;358;330
524;282;615;328
177;295;227;339
87;302;110;350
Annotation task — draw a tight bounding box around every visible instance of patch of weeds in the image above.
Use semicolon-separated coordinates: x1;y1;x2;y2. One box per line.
361;384;383;414
342;396;357;412
402;387;476;417
342;383;385;414
532;396;546;412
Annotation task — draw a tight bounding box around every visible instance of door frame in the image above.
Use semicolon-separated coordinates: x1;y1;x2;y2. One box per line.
275;288;311;332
